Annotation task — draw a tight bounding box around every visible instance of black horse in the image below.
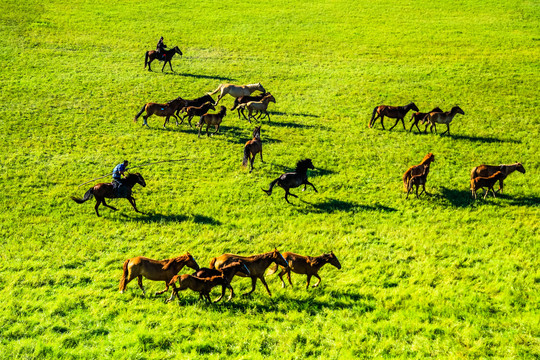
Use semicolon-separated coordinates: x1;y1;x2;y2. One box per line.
144;46;183;72
262;159;317;204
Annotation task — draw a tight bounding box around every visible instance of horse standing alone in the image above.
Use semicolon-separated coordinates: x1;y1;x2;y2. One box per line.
144;46;183;72
262;159;318;204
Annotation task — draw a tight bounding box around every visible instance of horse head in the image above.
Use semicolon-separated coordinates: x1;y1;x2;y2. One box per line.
408;102;419;112
328;251;342;270
296;159;315;172
186;252;200;271
516;163;526;174
451;106;465;115
272;248;289;268
257;83;266;93
135;173;146;187
174;46;183;56
253;126;261;139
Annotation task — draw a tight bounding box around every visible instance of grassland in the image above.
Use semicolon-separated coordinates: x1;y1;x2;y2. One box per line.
0;0;539;358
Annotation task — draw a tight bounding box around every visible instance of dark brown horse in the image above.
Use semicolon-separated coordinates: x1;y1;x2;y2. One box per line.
179;102;216;127
133;98;186;128
262;159;317;204
118;253;200;297
409;107;443;133
402;153;435;192
369;102;419;130
190;261;250;302
231;93;268;118
71;173;146;217
470;163;525;193
209;248;289;297
242;126;263;173
197;106;227;137
174;94;215;117
144;46;183;72
471;171;506;199
268;251;342;289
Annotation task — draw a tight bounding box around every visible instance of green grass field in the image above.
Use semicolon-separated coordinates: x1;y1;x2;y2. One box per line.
1;0;539;358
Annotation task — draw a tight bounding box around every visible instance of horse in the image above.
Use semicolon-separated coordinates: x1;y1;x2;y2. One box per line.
71;173;146;217
236;94;276;122
166;274;230;303
423;106;465;135
409;107;443;133
231;93;269;118
197;106;227;137
471;171;507;199
268;251;341;289
470;163;525;193
406;164;429;199
402;153;435;192
209;248;289;297
118;253;200;297
178;102;216;127
174;94;215;117
190;261;250;302
262;159;317;204
133;98;186;128
208;83;266;105
242;126;263;173
369;102;419;130
144;46;183;72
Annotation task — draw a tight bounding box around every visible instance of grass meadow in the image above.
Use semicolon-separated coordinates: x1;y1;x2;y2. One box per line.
1;0;539;358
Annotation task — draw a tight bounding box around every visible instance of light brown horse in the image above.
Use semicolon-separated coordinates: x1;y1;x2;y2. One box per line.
209;248;289;297
71;173;146;217
167;274;230;303
471;171;506;199
179;101;216;127
189;261;250;302
208;83;266;105
423;106;465;135
402;153;435;192
197;106;227;137
470;163;525;193
409;107;443;133
242;126;263;173
118;252;200;297
369;102;419;130
268;251;341;289
144;46;183;72
231;93;269;118
134;98;186;128
236;93;276;122
406;164;428;199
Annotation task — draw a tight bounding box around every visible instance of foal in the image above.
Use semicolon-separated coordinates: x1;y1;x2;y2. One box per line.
179;101;215;127
236;93;276;122
197;106;227;137
406;164;428;199
471;171;506;199
191;261;250;302
423;106;465;135
402;153;435;192
409;107;443;133
242;126;263;173
167;274;230;303
470;163;525;193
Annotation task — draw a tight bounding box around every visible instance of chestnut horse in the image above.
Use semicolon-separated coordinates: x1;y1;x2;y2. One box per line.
470;163;525;193
118;253;200;297
134;98;186;128
406;164;429;199
208;83;266;105
242;126;263;173
174;94;215;117
471;171;506;199
71;173;146;217
189;261;250;302
197;106;227;137
209;248;289;297
179;102;216;127
236;93;276;122
402;153;435;192
369;102;419;130
409;107;443;133
268;251;342;289
167;274;230;303
423;106;465;135
262;159;317;204
144;46;183;72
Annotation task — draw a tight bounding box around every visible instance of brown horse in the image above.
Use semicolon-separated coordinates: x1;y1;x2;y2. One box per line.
173;94;215;117
262;159;317;204
369;102;419;130
209;248;289;297
71;173;146;217
471;171;506;199
409;107;443;133
179;102;216;127
133;98;186;128
242;126;263;173
268;251;341;289
197;106;227;137
423;106;465;135
167;274;230;303
406;164;428;199
190;261;250;302
144;46;183;72
231;93;269;118
470;163;525;193
236;93;276;122
118;253;200;297
402;153;435;192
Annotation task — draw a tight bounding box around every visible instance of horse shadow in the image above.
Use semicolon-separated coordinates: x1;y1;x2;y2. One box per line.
437;187;474;207
122;212;221;225
269;111;320;119
169;72;236;82
447;134;519;144
301;198;397;214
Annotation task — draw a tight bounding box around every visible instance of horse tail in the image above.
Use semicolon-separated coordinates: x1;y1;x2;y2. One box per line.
266;262;279;276
71;188;94;204
209;257;217;269
119;259;130;292
134;104;146;122
470;167;479;180
402;169;411;192
369;106;378;128
242;145;250;167
144;51;149;68
207;84;222;95
262;177;279;196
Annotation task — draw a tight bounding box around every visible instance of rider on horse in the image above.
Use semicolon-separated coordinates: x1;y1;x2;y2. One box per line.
156;36;167;60
112;160;129;193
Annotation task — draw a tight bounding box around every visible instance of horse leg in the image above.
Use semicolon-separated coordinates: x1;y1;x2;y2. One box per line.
249;154;255;173
166;284;178;303
277;268;287;288
242;277;258;296
259;276;272;296
137;275;146;296
259;148;264;163
305;180;318;193
214;124;220;134
101;199;118;212
286;268;293;287
441;124;450;135
147;59;153;72
143;115;149;127
187;115;194;127
206;124;210;136
155;281;169;296
306;275;312;289
163;116;169;129
168;59;173;72
369;114;380;128
161;60;166;72
418;184;426;197
389;118;400;131
94;199;102;217
312;274;322;287
127;196;142;214
497;179;504;193
380;115;385;130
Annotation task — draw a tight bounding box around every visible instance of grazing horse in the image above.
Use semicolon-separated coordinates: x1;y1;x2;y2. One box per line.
118;253;200;296
406;164;428;199
471;171;506;199
231;93;268;118
133;98;186;128
71;173;146;217
262;159;317;204
144;46;183;72
208;83;266;105
423;106;465;135
197;106;227;137
470;163;525;193
167;275;231;303
188;261;250;302
179;102;216;127
242;126;263;173
209;248;289;297
236;94;276;122
268;251;342;289
174;94;215;117
369;102;419;130
409;107;443;133
402;153;435;192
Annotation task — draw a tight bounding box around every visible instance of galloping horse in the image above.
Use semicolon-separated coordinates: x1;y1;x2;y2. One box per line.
209;248;289;297
237;93;276;122
197;106;227;137
174;94;215;117
167;275;231;303
179;102;216;127
231;93;268;118
189;261;250;302
134;98;186;128
144;46;183;72
402;153;435;192
262;159;317;204
208;83;266;105
423;106;465;135
409;107;443;133
470;163;525;193
268;251;342;289
118;253;200;297
71;173;146;217
369;102;419;130
242;126;263;173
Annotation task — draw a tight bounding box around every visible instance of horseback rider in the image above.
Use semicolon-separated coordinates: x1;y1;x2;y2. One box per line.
112;160;129;190
156;36;167;59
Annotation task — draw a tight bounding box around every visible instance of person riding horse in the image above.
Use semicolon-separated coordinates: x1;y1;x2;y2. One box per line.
112;160;129;194
156;37;167;60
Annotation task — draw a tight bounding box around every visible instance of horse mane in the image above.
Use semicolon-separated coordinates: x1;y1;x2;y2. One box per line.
162;253;189;270
419;153;434;165
295;159;313;172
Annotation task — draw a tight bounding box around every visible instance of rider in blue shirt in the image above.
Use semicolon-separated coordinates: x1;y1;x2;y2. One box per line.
112;160;129;187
